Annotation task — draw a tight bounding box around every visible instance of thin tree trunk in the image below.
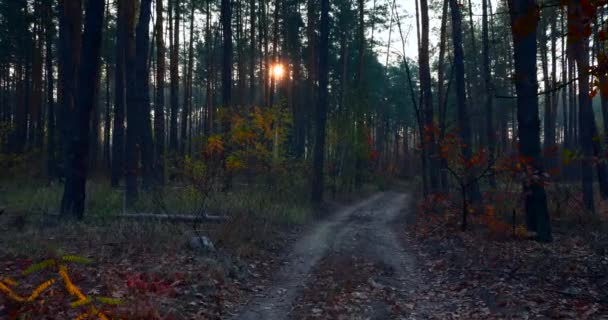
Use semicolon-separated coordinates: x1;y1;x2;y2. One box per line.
181;2;194;155
221;0;232;109
45;0;56;179
111;0;126;187
482;0;495;187
437;0;449;192
125;0;138;206
135;0;155;190
311;0;329;204
419;0;438;193
155;0;166;185
249;0;256;103
169;0;179;154
103;0;111;172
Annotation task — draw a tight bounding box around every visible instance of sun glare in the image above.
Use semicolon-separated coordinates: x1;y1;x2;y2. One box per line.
271;64;285;79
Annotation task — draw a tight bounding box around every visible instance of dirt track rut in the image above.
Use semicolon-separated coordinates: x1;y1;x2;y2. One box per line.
233;191;418;320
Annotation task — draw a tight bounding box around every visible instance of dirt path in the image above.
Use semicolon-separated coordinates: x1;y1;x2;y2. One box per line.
232;191;419;320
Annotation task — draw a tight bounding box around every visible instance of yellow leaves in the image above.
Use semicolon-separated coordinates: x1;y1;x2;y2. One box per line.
0;278;56;303
515;225;529;238
562;149;577;165
61;255;93;264
22;259;56;276
183;155;207;182
70;297;92;308
2;277;18;286
59;265;86;300
232;127;256;146
0;280;27;302
96;296;122;305
205;135;225;156
29;279;57;302
1;257;119;320
226;155;245;171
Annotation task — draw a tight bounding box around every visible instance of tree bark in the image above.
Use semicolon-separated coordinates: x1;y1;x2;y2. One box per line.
449;0;481;205
111;0;126;188
169;0;180;154
437;0;449;192
221;0;233;109
569;0;596;212
181;1;194;156
482;0;496;187
155;0;166;185
419;0;438;193
509;0;552;241
311;0;329;204
135;0;155;190
125;0;138;205
45;0;56;179
60;0;105;219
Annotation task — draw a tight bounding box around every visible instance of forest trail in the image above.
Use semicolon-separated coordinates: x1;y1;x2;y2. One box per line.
233;191;420;320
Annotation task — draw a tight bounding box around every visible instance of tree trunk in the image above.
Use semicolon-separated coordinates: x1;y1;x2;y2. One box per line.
60;0;105;219
482;0;495;187
181;1;194;156
509;0;552;241
437;0;449;193
45;0;56;179
540;17;553;171
419;0;438;193
103;1;111;172
221;0;233;109
135;0;155;190
111;0;126;187
58;0;82;175
249;0;256;103
449;0;481;206
311;0;329;204
155;0;166;185
569;0;595;212
169;0;180;154
204;0;213;135
125;0;138;206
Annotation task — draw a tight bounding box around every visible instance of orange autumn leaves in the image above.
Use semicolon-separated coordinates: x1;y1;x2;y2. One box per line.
0;256;120;319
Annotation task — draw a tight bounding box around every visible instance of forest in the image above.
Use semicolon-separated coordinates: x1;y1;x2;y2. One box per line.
1;0;608;318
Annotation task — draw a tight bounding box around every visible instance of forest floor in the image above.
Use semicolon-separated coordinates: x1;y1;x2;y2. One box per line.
2;185;608;319
231;189;608;320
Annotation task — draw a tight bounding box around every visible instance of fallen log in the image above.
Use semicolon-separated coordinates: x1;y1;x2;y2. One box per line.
117;213;228;224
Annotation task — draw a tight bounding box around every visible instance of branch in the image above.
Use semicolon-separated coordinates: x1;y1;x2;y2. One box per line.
495;78;579;100
118;213;228;224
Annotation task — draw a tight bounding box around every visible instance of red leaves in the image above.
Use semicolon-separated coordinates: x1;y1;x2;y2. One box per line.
589;89;598;98
126;273;178;297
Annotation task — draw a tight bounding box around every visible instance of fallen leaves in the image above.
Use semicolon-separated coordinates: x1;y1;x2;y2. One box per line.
401;223;608;319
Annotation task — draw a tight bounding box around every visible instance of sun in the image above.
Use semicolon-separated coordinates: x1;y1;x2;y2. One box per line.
271;64;285;79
